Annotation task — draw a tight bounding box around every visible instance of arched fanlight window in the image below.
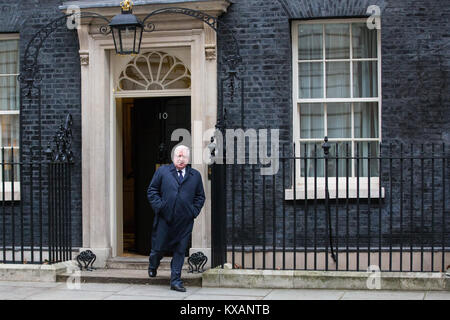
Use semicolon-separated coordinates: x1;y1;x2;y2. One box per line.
117;51;191;91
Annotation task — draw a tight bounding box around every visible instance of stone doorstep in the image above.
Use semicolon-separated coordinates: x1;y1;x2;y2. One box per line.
57;256;198;286
202;269;450;291
56;268;203;286
105;257;189;271
0;256;196;286
0;262;68;282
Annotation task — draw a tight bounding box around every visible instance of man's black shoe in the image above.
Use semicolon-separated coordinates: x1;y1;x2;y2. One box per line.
170;284;186;292
148;269;157;278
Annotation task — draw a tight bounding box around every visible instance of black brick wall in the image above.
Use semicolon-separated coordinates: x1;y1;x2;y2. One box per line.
0;0;82;248
0;0;448;257
217;0;450;251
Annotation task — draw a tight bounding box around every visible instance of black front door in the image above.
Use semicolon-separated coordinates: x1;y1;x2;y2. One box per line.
132;97;191;255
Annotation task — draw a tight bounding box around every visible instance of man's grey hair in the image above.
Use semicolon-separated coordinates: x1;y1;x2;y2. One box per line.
173;145;190;158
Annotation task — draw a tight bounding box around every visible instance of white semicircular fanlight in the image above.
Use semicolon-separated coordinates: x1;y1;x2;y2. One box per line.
118;51;191;91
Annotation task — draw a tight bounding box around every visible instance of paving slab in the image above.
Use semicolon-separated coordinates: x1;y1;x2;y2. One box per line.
194;287;272;297
54;282;133;292
25;288;115;300
263;289;345;300
0;280;60;288
0;286;51;300
0;280;445;301
105;295;182;300
341;290;426;300
184;294;264;300
115;284;201;298
424;291;450;300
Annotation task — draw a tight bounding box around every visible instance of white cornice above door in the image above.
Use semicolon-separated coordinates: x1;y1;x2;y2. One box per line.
59;0;230;35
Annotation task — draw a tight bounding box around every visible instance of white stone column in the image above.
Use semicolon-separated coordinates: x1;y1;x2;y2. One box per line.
189;26;217;268
77;26;112;267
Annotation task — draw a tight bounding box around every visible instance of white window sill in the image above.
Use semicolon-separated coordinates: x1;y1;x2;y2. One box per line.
285;178;385;200
0;182;21;201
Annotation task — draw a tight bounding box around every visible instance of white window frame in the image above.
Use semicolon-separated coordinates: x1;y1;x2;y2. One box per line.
289;19;384;200
0;33;20;201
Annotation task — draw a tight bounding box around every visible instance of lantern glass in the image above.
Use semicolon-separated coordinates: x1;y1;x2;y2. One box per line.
122;26;135;54
112;25;143;55
109;9;143;55
136;26;143;54
112;27;121;53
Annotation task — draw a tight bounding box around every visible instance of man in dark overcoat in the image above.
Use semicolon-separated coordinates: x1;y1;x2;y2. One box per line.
147;145;205;292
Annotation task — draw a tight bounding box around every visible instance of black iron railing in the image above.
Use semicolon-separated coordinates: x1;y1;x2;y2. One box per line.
0;114;74;265
47;161;72;264
0;148;73;265
212;138;449;272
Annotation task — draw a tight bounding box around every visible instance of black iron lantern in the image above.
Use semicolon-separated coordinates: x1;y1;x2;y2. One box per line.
109;0;143;55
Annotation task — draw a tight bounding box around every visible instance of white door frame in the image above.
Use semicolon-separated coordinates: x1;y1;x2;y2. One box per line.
77;26;217;267
110;46;193;257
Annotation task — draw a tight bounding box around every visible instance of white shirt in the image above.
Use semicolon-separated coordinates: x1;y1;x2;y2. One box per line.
177;167;186;178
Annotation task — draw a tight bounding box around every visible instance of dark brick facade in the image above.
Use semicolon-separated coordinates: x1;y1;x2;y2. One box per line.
219;0;449;145
0;0;448;256
217;0;450;250
0;0;82;247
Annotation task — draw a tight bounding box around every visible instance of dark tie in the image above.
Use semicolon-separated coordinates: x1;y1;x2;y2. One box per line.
178;170;183;183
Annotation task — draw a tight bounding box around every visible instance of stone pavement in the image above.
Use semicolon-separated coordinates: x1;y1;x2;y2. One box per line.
0;280;449;300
